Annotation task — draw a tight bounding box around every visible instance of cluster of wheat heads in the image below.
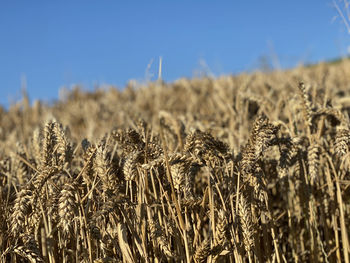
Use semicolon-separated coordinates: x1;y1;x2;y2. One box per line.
1;61;350;262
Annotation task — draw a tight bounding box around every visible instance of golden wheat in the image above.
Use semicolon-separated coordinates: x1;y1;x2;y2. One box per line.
1;60;350;262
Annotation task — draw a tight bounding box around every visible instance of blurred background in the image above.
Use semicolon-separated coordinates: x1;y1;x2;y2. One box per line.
0;0;349;108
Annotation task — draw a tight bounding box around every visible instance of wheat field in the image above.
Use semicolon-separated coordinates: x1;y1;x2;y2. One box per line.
1;60;350;262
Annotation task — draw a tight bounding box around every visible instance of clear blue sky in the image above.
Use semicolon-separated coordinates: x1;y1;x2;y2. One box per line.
1;1;349;107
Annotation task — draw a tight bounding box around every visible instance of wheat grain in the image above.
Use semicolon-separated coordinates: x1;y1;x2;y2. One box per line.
58;181;77;235
238;195;254;255
335;127;350;157
10;188;32;237
194;238;211;263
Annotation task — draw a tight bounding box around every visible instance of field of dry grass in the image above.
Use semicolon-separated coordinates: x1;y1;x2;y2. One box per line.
1;60;350;262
